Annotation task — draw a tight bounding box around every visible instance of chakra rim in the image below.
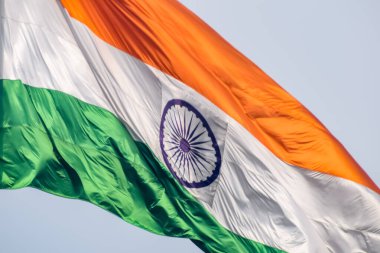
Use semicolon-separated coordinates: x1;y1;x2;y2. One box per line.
159;99;221;188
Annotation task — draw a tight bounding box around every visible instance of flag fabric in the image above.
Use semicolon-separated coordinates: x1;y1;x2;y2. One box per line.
1;1;379;252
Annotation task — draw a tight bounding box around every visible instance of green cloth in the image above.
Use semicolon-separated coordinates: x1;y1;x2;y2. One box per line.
0;79;284;253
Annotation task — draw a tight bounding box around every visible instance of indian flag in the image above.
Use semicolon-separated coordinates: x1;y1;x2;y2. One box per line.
1;0;379;252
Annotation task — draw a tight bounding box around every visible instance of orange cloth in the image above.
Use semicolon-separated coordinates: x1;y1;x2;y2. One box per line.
61;0;379;193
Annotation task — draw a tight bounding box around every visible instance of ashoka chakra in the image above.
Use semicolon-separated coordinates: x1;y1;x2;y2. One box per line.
159;99;221;188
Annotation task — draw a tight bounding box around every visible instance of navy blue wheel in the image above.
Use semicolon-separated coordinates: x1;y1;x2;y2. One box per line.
159;99;222;188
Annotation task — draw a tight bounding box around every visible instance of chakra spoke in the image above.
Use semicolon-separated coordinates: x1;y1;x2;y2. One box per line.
172;149;182;167
165;139;179;146
166;133;181;144
183;109;187;138
175;107;185;138
171;109;183;139
186;114;194;140
188;155;199;178
185;154;192;182
191;153;212;177
191;149;214;166
189;152;205;177
191;146;214;152
178;154;186;178
187;121;201;141
188;129;207;143
167;112;183;139
189;140;212;146
165;145;179;152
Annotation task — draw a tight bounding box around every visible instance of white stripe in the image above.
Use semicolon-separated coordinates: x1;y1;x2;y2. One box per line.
1;1;379;252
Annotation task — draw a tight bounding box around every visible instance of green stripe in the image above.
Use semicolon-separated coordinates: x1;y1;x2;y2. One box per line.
0;79;284;253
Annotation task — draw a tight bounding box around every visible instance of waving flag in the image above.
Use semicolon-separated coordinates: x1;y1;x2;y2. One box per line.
1;0;379;252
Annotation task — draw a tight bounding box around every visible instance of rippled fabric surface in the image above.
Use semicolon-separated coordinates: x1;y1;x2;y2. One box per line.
0;79;282;253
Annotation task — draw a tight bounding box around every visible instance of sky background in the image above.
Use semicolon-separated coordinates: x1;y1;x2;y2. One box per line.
1;1;379;252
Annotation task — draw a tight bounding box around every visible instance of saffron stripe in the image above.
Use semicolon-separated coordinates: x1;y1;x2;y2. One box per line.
60;0;378;193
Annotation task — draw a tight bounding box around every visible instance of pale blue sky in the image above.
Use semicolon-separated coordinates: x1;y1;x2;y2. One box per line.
1;1;379;252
